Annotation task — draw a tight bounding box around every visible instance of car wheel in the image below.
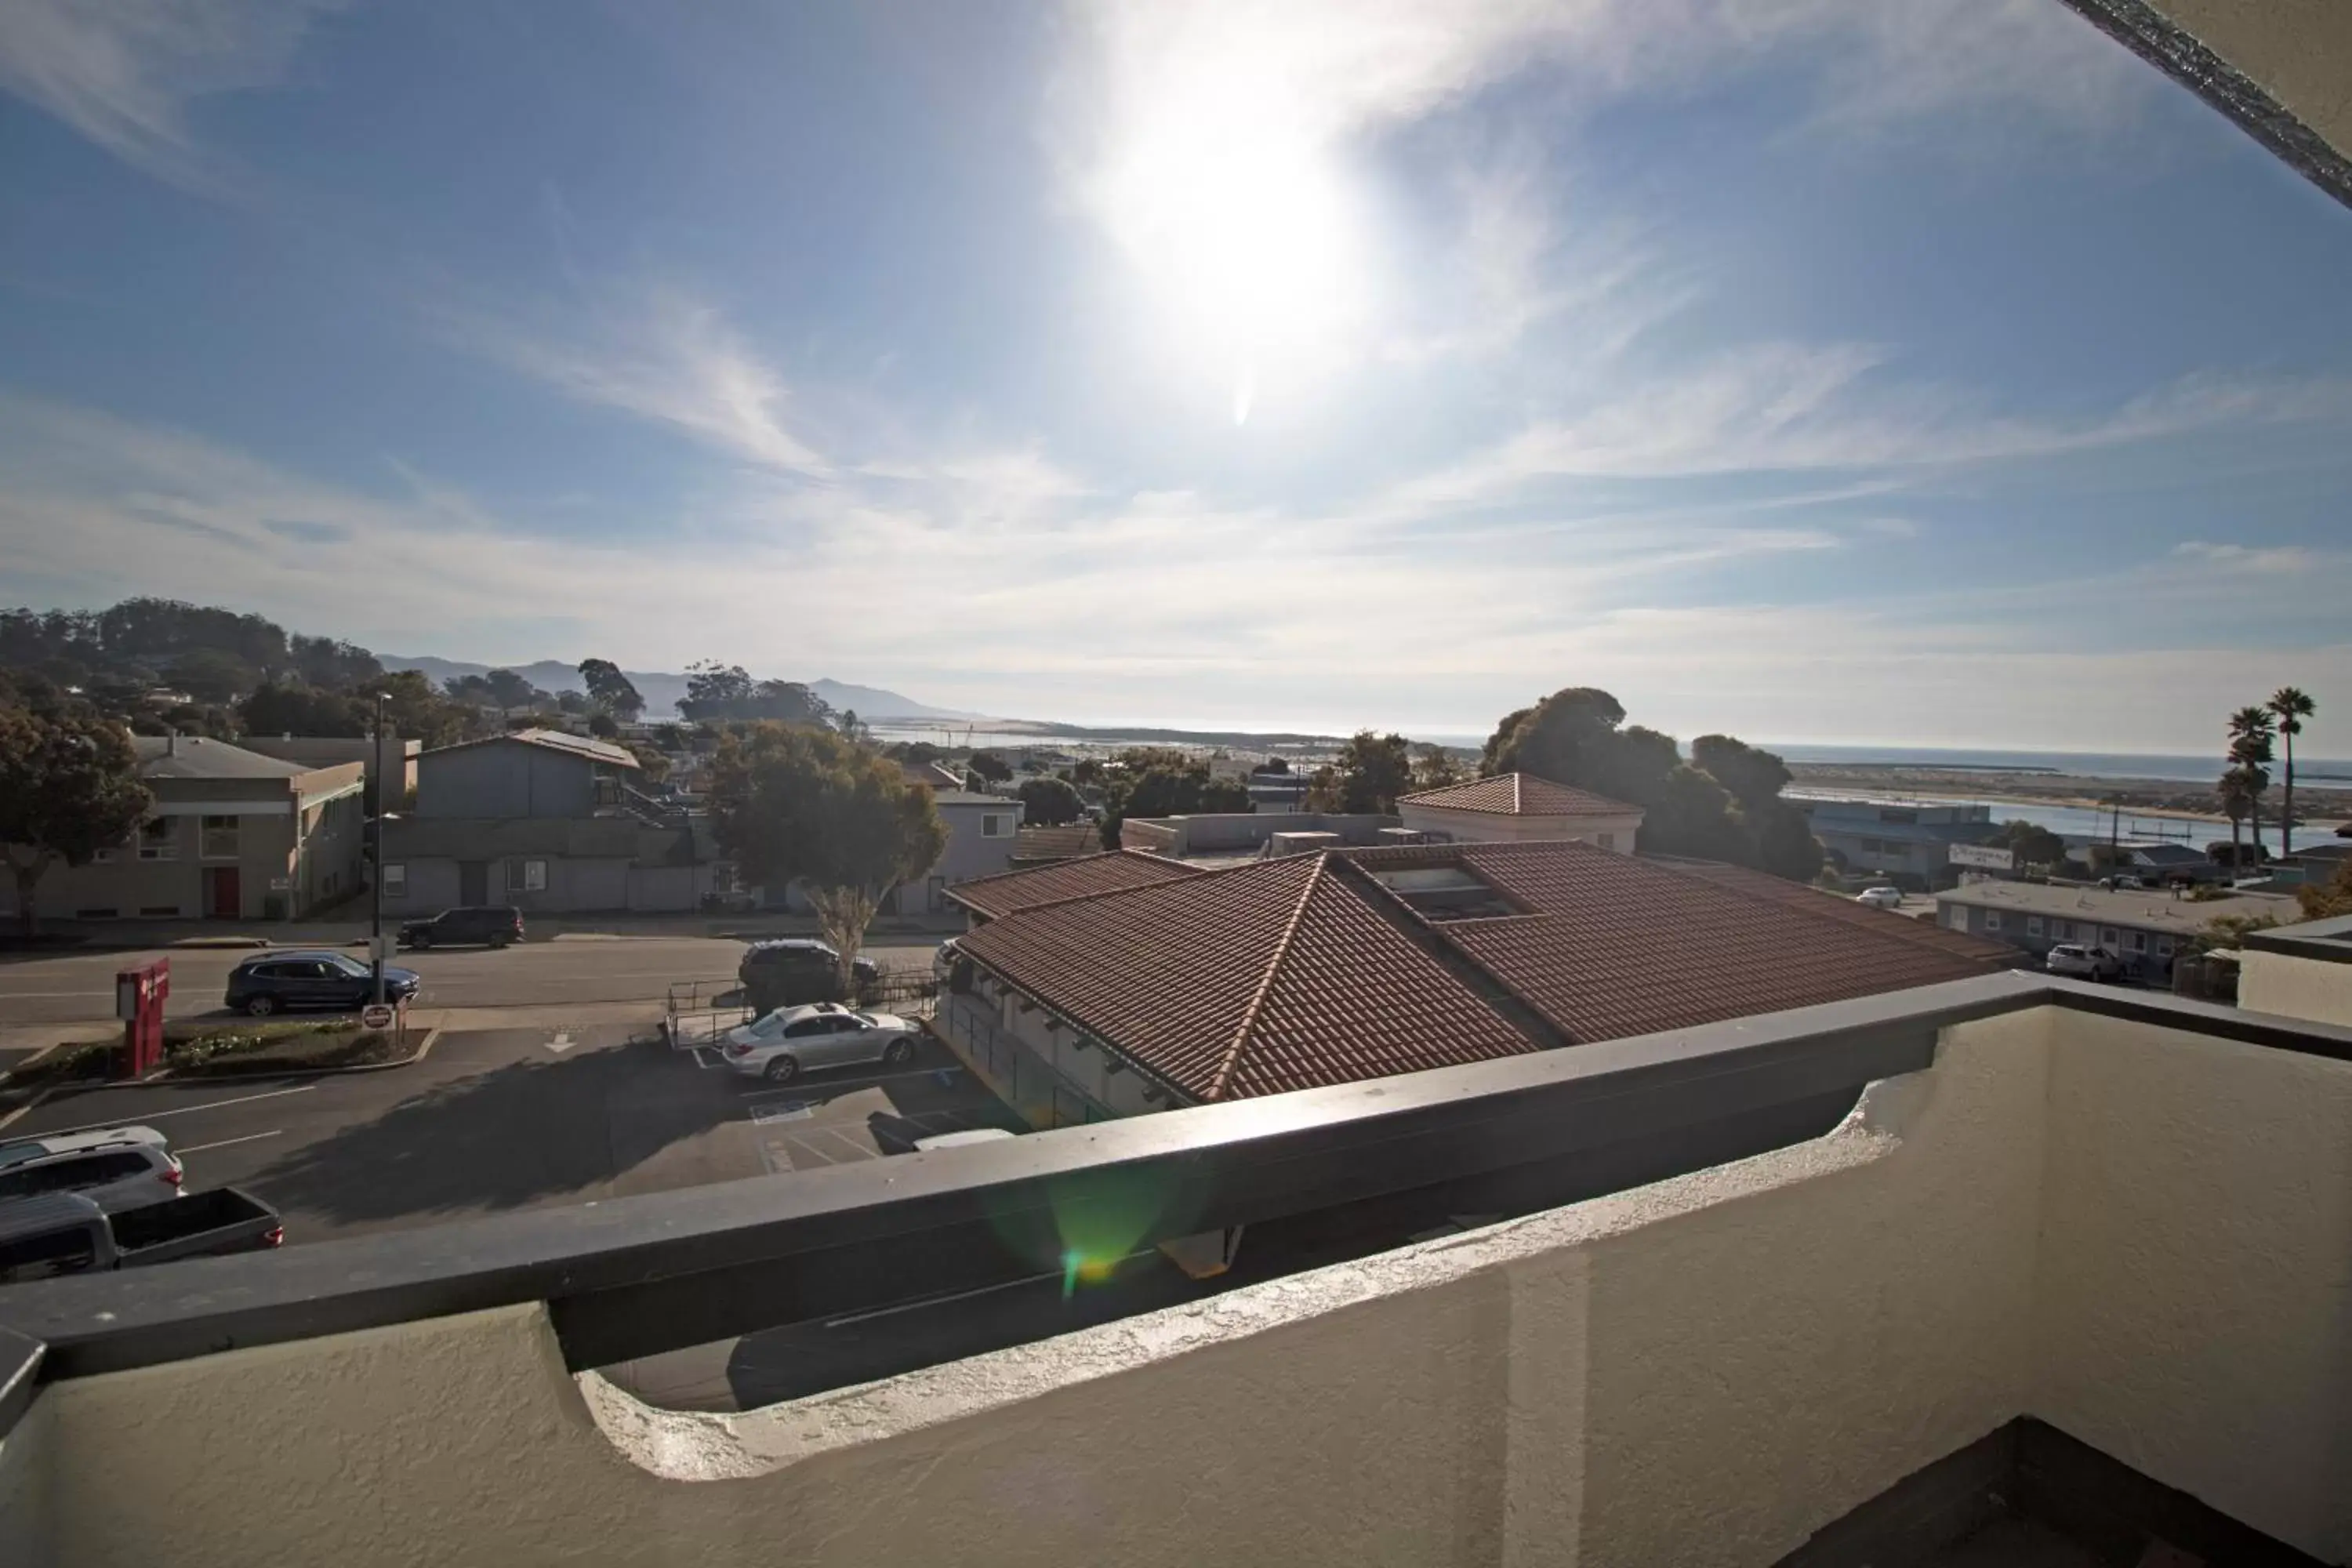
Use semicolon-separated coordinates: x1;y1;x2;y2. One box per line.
245;995;278;1017
764;1055;800;1083
411;935;430;951
882;1036;916;1067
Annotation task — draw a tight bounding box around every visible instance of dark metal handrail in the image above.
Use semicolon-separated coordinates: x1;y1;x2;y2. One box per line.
0;975;2345;1410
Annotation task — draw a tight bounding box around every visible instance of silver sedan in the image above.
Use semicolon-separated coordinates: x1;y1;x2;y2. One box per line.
720;1003;922;1083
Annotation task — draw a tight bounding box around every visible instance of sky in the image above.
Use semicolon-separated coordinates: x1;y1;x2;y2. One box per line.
1;1;2349;753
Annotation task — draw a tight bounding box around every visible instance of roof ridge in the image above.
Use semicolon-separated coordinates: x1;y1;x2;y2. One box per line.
1204;855;1327;1102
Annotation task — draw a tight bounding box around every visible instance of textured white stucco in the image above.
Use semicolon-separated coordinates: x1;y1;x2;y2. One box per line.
2238;949;2352;1027
7;1004;2350;1566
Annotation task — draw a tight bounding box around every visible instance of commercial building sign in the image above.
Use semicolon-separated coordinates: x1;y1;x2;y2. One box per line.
1948;844;2015;870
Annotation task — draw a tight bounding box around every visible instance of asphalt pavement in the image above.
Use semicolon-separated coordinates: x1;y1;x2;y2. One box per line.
0;934;943;1030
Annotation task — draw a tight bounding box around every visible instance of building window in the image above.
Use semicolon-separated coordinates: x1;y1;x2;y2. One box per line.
506;858;548;893
2027;916;2044;937
383;864;406;895
1946;906;1966;930
198;815;238;859
137;818;177;861
2049;920;2068;942
2100;927;2121;947
982;814;1011;838
2125;931;2147;953
2156;936;2174;956
1983;912;2002;932
1595;832;1616;851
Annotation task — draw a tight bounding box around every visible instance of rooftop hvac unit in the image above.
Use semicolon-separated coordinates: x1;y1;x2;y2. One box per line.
1265;830;1343;857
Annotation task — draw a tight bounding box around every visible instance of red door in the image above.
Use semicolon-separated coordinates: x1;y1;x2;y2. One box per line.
205;866;241;918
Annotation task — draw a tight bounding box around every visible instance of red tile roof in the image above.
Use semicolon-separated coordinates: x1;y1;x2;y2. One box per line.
947;849;1201;920
1646;858;2015;969
1009;825;1105;866
956;855;1539;1102
1400;772;1639;818
954;839;2010;1103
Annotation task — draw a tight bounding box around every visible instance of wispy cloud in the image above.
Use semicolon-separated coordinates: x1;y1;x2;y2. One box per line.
1375;353;2352;516
0;0;337;194
441;285;831;480
2171;540;2321;574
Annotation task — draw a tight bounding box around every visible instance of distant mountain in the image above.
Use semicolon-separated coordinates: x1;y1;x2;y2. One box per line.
376;655;979;722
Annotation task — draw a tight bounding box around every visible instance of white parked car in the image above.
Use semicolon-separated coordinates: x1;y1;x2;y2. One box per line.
720;1002;923;1083
1855;886;1904;909
912;1127;1016;1153
2045;944;2122;980
0;1127;183;1210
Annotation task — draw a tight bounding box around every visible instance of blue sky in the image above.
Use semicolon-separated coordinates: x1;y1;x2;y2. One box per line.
2;0;2348;752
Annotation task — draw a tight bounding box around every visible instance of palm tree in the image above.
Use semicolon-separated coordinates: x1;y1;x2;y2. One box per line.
2217;768;2251;868
2269;686;2317;857
2227;706;2277;858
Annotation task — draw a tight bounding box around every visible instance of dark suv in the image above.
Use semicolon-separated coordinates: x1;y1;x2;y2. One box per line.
738;939;880;1014
223;951;421;1015
397;906;524;950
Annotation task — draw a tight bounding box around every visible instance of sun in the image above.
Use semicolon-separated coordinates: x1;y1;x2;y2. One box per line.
1094;75;1374;420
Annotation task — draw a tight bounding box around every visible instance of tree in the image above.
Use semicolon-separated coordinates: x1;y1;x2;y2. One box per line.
837;708;870;744
380;670;476;748
967;751;1012;783
2217;767;2255;866
588;711;620;739
2297;857;2352;920
165;648;259;705
1199;776;1253;812
237;682;365;738
1990;819;2067;870
0;708;152;937
1409;744;1461;793
1256;755;1290;775
2226;706;2277;856
678;662;833;726
1324;731;1416;813
576;659;644;722
709;724;946;989
1690;735;1821;881
484;669;544;712
1018;775;1084;826
2268;687;2316;857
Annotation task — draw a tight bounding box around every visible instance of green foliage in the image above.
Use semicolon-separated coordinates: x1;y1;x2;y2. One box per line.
0;706;154;935
576;658;644;721
587;712;620;739
1315;731;1414;813
1990;819;2067;869
1098;748;1252;845
1482;690;1823;879
2298;858;2352;920
678;661;833;726
967;750;1013;782
1017;775;1085;826
1409;744;1461;793
166;648;260;704
2196;912;2281;955
709;723;947;981
238;681;368;738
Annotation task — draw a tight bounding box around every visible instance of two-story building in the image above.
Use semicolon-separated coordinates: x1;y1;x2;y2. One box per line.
1791;794;2008;887
379;729;724;915
1396;773;1646;850
1;733;365;923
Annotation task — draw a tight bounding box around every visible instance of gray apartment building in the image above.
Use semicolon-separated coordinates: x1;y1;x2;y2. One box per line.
379;729;724;914
1792;795;2006;887
1;733;365;922
1933;880;2299;982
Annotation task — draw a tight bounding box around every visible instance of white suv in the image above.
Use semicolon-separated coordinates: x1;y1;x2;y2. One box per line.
2045;944;2121;980
0;1127;183;1210
1855;886;1904;910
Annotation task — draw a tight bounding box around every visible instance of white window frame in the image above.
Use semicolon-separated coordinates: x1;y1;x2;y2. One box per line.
2156;936;2174;956
521;858;548;892
136;818;178;862
198;815;239;861
2026;916;2044;938
1983;911;2002;933
981;813;1011;838
382;863;406;895
2100;927;2121;947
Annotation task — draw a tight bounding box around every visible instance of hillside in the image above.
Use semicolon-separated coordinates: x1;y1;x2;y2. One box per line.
376;655;978;721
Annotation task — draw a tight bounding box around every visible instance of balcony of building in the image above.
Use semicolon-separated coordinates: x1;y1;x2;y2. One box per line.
1;969;2347;1567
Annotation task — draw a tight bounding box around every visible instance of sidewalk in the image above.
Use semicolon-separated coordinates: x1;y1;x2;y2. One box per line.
3;908;969;953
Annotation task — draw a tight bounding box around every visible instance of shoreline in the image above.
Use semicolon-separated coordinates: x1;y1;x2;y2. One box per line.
1786;762;2352;832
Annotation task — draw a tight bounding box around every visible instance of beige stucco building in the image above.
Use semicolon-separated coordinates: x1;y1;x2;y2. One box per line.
1397;772;1646;851
1;734;365;923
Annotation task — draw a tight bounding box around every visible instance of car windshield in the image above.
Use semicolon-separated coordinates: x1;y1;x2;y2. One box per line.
746;1012;789;1038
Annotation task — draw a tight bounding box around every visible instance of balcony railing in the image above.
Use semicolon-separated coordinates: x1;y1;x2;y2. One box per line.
2;973;2348;1566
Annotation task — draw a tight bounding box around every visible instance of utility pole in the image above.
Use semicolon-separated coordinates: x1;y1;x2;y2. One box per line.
372;691;390;1007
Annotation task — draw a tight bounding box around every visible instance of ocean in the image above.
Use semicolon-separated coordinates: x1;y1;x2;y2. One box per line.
1762;743;2352;786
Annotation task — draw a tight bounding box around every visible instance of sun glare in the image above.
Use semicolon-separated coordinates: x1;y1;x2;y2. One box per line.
1097;74;1373;421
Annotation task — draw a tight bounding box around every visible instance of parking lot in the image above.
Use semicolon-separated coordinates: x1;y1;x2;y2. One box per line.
3;1011;1018;1249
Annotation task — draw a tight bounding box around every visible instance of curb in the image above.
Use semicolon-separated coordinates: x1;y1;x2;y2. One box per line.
0;1028;445;1128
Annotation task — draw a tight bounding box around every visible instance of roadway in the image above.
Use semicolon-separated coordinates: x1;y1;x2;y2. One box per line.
0;935;943;1029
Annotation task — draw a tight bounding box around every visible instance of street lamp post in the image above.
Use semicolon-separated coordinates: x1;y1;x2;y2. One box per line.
372;691;390;1007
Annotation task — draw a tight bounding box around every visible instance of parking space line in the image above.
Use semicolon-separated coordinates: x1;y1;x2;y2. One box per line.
30;1083;317;1138
804;1127;875;1162
177;1130;283;1156
730;1063;961;1097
